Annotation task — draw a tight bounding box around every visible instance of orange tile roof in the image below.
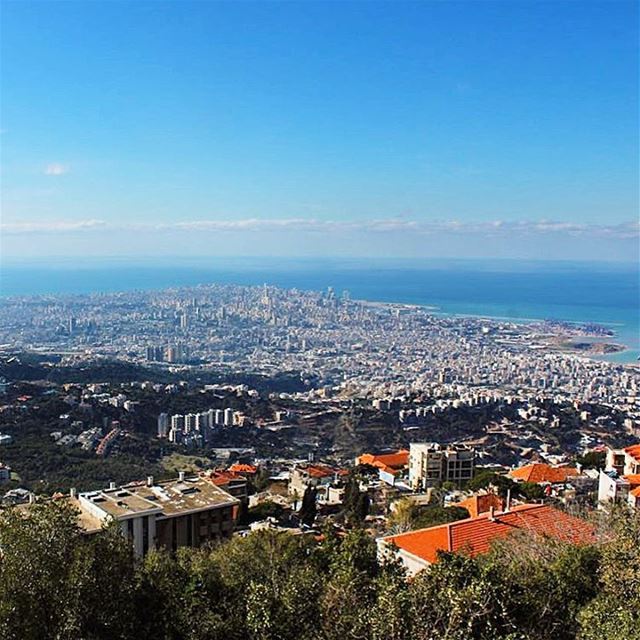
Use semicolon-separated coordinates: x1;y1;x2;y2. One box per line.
207;470;245;486
509;463;578;484
302;464;348;479
630;486;640;498
228;463;258;474
384;504;596;565
623;474;640;488
454;493;504;518
357;450;409;470
625;445;640;464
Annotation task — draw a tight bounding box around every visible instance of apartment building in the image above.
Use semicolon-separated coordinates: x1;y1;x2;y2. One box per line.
70;473;239;557
409;442;475;489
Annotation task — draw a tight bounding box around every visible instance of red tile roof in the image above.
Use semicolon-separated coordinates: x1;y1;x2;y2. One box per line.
454;493;504;518
228;463;258;475
623;474;640;488
301;464;348;479
625;445;640;464
383;504;596;565
357;450;409;471
509;463;578;484
207;470;245;486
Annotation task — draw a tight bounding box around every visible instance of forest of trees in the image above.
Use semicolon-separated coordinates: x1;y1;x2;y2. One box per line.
0;501;638;640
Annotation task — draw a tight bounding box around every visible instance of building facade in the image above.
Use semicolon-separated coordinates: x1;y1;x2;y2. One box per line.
71;473;239;557
409;442;475;489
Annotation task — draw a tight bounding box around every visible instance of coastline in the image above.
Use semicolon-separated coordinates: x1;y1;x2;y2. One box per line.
1;261;638;365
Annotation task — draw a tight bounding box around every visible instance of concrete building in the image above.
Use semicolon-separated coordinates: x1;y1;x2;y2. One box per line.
598;444;640;510
157;413;169;438
289;463;348;501
171;414;185;431
409;442;475;489
606;445;640;476
184;413;197;433
71;474;239;557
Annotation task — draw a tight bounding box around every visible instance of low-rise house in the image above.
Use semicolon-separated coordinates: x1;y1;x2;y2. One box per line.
356;449;409;484
207;469;249;502
289;463;348;500
378;503;596;576
606;445;640;476
452;492;503;518
508;463;579;484
356;450;409;473
598;470;640;510
598;444;640;510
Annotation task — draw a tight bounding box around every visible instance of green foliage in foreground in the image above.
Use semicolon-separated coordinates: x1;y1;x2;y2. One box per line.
0;503;639;640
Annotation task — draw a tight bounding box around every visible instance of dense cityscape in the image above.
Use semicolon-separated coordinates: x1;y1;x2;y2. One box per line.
2;0;638;636
0;282;639;638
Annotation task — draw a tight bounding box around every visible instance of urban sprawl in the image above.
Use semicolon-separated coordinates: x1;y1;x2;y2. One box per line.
0;282;638;574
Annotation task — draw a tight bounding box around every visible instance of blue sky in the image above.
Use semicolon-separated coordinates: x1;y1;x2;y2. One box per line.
1;0;638;260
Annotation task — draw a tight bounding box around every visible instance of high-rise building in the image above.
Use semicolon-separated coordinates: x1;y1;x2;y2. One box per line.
157;413;169;438
146;345;164;362
184;413;197;433
195;412;210;432
171;414;185;431
166;344;189;364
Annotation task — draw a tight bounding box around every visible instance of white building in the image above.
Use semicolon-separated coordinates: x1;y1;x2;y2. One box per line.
409;442;475;489
157;413;169;438
70;474;238;557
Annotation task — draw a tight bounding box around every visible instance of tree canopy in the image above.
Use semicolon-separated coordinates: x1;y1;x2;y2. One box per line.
0;501;638;640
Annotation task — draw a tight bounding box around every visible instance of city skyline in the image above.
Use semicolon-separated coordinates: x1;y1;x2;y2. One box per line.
1;0;638;261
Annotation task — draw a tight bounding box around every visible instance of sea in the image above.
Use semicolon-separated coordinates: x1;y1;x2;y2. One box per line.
1;257;638;364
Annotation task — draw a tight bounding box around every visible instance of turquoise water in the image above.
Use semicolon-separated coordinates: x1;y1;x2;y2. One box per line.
1;257;638;362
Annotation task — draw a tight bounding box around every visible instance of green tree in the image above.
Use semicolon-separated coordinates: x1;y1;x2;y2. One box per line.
387;498;469;533
579;507;640;640
299;485;317;527
343;472;370;526
0;501;137;640
0;501;82;639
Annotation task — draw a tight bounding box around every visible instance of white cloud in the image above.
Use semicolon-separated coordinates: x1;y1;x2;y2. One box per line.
2;219;106;234
1;217;638;240
44;163;70;176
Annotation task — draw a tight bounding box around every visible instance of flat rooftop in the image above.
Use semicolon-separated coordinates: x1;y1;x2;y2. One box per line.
128;476;238;517
80;488;162;519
